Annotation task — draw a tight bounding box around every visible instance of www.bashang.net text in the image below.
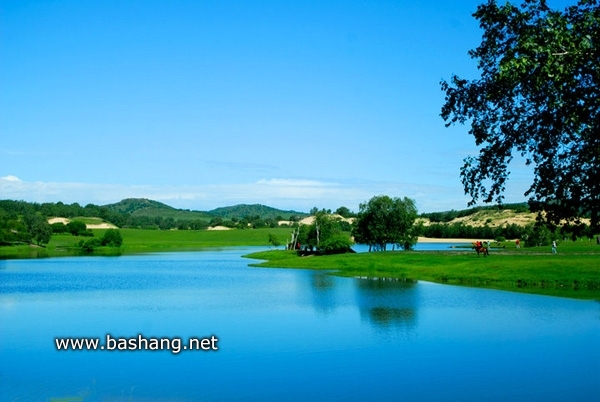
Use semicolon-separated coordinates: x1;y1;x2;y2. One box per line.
55;334;218;354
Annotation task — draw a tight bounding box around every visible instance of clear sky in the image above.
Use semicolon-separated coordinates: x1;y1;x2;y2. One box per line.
0;0;573;213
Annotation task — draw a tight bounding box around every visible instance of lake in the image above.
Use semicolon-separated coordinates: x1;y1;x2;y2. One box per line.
1;248;599;401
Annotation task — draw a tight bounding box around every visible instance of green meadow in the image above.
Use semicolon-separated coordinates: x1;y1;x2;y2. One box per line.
245;240;600;300
0;227;294;259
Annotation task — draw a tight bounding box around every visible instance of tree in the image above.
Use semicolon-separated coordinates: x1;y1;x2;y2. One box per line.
335;206;353;218
441;0;600;233
295;210;353;254
352;195;418;251
101;229;123;247
25;214;52;246
67;220;88;236
268;233;281;249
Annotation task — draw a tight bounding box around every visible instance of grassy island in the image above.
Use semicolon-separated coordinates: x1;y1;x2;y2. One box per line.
244;239;600;300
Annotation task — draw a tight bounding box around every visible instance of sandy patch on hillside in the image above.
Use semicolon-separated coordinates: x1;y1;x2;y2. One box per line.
207;226;232;230
419;210;538;228
47;217;118;229
48;217;69;225
299;216;315;225
87;223;118;229
296;214;354;226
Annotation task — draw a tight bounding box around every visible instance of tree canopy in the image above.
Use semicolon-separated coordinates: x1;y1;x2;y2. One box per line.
25;214;52;246
352;195;418;251
441;0;599;233
295;210;353;254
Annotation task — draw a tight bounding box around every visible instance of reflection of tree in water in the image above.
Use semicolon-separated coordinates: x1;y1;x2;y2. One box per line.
369;307;415;326
303;271;339;315
355;278;418;332
312;271;335;291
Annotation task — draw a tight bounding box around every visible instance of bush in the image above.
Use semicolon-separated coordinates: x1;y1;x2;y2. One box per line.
318;234;353;254
523;224;554;247
67;221;88;236
51;222;68;234
268;233;281;249
101;229;123;247
80;238;101;253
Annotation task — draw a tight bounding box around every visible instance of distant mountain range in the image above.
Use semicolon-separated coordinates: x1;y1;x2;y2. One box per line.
103;198;307;221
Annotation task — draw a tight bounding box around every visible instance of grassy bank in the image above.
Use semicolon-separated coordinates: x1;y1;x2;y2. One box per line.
0;227;294;259
244;240;600;300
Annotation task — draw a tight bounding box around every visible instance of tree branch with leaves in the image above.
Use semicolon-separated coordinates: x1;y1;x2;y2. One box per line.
441;0;599;233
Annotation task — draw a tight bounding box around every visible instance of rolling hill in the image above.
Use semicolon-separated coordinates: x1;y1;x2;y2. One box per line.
208;204;307;220
103;198;214;221
103;199;307;222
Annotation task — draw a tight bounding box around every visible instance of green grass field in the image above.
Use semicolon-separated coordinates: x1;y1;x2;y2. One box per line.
244;239;600;300
0;227;294;259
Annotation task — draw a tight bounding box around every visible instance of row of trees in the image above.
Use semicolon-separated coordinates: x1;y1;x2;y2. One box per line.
0;200;308;232
420;222;524;241
282;196;420;255
286;194;591;253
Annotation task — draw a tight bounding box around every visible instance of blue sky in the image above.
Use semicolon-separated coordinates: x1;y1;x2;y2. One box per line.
0;0;572;213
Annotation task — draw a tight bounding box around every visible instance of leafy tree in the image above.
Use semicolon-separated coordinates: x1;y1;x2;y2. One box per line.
441;0;600;233
209;217;223;227
318;233;353;254
335;206;354;218
523;223;555;247
25;214;52;246
67;221;88;236
101;229;123;247
352;195;418;251
268;233;281;249
51;222;68;234
80;238;101;253
295;210;353;254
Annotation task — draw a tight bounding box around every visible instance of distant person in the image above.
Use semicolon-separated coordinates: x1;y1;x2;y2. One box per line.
515;239;520;249
597;236;599;245
552;240;557;254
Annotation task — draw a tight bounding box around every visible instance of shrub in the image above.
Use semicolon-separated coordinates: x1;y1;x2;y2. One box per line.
51;222;68;234
80;238;101;253
101;229;123;247
67;221;88;236
318;234;353;255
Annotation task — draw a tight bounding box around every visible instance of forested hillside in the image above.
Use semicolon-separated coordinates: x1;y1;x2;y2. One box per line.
208;204;306;220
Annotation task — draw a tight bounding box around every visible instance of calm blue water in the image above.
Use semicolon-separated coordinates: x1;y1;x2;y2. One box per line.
1;248;599;401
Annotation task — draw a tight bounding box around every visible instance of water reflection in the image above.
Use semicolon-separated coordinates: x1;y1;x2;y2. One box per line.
354;278;418;332
303;271;339;315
